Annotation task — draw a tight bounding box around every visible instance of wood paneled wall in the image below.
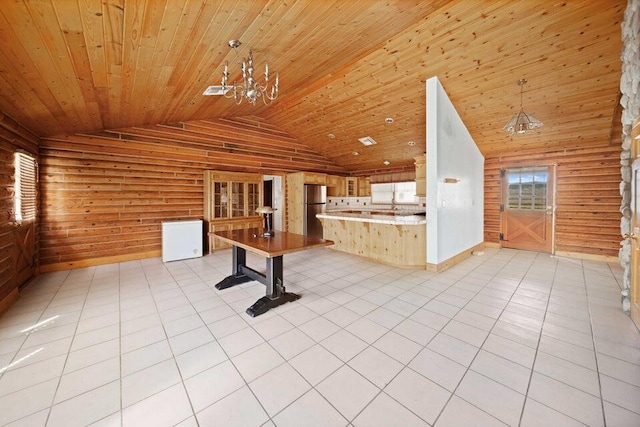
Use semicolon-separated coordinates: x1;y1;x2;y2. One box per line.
0;112;39;303
39;116;345;271
485;146;621;258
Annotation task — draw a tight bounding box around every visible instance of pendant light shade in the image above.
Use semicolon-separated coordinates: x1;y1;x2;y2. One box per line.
503;79;543;135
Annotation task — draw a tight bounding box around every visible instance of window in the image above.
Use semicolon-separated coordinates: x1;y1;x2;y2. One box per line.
371;183;393;204
506;167;548;210
14;152;37;222
371;181;418;204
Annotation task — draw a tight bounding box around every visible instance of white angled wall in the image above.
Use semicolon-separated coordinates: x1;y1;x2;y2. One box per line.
426;77;484;265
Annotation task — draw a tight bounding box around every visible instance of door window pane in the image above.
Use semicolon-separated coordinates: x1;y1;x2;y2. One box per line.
506;167;548;210
247;182;260;214
214;182;229;218
231;182;245;217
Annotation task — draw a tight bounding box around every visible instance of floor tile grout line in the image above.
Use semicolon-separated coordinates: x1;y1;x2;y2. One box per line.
583;258;612;427
144;257;221;427
349;249;525;426
178;256;294;425
516;255;608;426
232;253;431;424
0;268;72;384
514;253;560;427
118;261;125;427
429;250;542;427
0;249;635;426
43;266;96;427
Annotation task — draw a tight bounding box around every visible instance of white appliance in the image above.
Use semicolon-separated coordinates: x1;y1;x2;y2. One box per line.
161;220;203;262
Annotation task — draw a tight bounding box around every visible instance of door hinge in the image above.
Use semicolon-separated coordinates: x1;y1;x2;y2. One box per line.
499;204;504;212
500;169;506;178
499;233;504;241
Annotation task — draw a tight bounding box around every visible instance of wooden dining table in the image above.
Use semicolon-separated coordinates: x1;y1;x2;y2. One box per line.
210;228;334;317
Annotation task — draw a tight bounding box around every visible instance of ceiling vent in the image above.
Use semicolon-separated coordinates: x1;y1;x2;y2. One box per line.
358;136;377;146
203;85;230;96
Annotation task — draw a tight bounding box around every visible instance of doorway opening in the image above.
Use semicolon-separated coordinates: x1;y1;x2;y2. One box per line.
262;176;283;232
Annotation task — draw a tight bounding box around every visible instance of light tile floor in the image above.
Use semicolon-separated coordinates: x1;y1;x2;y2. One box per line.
0;247;639;427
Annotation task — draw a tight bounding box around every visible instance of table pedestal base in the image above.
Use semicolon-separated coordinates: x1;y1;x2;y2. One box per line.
246;293;301;317
214;245;300;317
215;274;252;290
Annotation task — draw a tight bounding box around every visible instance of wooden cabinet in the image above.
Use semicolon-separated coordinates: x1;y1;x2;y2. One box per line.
204;170;262;252
208;217;263;251
327;176;346;197
304;173;327;185
326;175;339;187
320;217;426;268
415;155;426;197
346;177;357;196
327;175;370;197
358;177;371;196
286;172;305;234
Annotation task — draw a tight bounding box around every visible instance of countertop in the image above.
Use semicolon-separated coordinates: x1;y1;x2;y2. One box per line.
317;210;426;225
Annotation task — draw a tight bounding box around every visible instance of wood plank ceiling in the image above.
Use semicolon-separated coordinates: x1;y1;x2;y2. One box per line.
0;0;626;173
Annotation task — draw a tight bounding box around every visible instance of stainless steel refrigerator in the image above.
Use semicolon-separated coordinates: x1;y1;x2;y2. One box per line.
304;184;326;238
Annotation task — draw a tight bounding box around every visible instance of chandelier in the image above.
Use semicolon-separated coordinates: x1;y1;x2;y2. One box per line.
503;79;543;135
219;39;279;106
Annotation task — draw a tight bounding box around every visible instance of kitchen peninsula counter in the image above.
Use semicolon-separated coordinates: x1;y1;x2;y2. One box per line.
316;210;426;225
318;211;426;268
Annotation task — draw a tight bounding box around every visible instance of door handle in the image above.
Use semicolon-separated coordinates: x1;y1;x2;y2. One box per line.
624;233;638;239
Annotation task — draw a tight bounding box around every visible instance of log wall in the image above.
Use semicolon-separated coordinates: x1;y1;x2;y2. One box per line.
485;146;621;258
39;116;345;271
0;112;39;303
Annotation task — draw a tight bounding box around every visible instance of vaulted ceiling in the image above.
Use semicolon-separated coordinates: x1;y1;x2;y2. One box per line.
0;0;626;173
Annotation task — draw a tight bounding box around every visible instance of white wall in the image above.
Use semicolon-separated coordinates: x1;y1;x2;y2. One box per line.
426;77;484;265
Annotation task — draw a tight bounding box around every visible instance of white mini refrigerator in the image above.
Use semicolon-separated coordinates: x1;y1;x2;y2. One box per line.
161;220;203;262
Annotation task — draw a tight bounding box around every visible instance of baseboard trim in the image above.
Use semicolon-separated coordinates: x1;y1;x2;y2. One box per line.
0;288;19;317
426;242;485;272
553;250;618;263
39;250;162;273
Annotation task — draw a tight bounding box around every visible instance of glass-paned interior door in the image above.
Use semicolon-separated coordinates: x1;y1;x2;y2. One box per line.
231;182;245;217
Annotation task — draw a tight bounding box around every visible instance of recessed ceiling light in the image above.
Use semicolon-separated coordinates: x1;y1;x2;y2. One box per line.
407;141;416;146
358;136;377;146
385;117;394;124
328;133;335;139
383;160;390;165
352;151;359;156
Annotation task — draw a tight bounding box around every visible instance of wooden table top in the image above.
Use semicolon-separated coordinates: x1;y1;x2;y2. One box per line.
210;228;334;258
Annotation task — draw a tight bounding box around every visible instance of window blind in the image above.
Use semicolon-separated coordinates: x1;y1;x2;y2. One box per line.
15;152;37;222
